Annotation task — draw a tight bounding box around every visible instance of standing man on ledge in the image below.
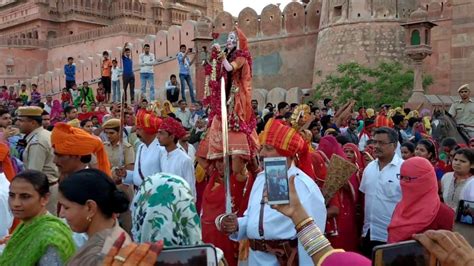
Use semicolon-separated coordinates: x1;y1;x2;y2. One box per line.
449;84;474;138
17;106;59;215
122;42;135;104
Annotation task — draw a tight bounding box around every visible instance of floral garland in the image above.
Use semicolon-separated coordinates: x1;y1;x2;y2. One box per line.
202;44;223;127
202;34;257;156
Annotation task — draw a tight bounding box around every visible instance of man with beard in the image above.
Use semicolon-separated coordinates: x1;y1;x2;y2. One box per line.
115;110;163;189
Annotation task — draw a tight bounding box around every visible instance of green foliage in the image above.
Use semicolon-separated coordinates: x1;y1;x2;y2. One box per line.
314;61;433;108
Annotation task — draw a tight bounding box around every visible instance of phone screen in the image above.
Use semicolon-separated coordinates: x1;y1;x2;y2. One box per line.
264;157;289;205
372;240;436;266
156;245;217;266
457;200;474;225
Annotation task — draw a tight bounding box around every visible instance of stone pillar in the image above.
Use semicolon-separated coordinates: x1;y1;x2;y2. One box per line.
192;20;212;101
409;59;425;103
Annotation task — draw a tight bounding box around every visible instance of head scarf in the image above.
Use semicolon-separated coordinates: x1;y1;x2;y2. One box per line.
320;251;371;266
260;118;315;179
136;109;162;135
343;143;365;170
235;26;249;51
0;142;15;181
318;135;346;160
159;117;187;139
162;101;175;117
365;108;375;118
359;118;375;139
387;157;444;243
50;100;63;121
51;123;111;176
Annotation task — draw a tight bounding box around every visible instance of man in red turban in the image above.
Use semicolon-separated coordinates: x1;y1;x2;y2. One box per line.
157;117;195;196
115;110;163;188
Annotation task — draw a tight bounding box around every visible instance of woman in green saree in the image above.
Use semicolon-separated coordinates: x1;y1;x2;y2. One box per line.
0;170;75;266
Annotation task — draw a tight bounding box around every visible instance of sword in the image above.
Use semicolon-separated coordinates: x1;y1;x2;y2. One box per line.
118;91;126;167
220;77;232;214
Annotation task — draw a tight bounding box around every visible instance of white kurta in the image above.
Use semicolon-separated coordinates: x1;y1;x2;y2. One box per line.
124;138;162;187
160;148;196;197
0;173;12;241
230;166;326;266
177;142;196;163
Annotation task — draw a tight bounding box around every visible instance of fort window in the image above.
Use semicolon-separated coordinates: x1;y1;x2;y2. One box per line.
6;66;14;75
334;5;342;18
47;31;57;39
411;30;421;45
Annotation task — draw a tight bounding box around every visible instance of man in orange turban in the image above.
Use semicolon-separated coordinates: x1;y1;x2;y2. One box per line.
218;118;327;265
51;122;111;178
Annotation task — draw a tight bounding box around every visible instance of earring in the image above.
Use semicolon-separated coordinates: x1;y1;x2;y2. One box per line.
86;216;92;222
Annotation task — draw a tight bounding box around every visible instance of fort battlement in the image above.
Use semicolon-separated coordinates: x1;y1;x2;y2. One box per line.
1;0;472;102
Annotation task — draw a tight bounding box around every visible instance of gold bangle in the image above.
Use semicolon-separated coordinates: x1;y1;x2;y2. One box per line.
296;217;314;231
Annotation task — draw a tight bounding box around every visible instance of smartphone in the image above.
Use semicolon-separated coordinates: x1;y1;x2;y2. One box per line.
372;240;437;266
456;200;474;225
188;48;193;52
264;157;290;205
156;245;218;266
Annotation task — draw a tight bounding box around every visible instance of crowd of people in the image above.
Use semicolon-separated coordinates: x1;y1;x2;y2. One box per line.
0;26;473;266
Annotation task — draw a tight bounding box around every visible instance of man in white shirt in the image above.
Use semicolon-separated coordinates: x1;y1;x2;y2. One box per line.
43;94;53;114
117;110;162;188
219;119;326;265
174;99;192;129
139;44;155;101
177;133;196;163
359;127;403;257
157;117;196;196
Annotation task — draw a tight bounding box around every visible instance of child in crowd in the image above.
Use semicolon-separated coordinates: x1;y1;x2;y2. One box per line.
30;84;41;104
96;82;106;104
70;83;81;107
0;86;9;102
61;87;72;109
111;59;122;102
79;81;94;108
8;86;17;105
19;85;28;104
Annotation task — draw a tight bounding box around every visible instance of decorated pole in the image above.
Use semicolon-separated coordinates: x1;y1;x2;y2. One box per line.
220;77;232;214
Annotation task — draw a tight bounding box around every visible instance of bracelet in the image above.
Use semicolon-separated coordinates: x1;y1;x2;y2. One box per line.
297;221;331;257
295;217;314;231
308;242;331;257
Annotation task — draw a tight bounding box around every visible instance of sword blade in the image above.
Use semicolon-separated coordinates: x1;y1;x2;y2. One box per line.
220;77;232;214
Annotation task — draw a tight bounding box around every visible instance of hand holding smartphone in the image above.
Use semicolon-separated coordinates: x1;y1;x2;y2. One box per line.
156;245;218;266
372;240;438;266
264;157;290;205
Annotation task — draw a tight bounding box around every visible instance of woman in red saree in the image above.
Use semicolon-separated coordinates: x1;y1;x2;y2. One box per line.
199;158;255;266
318;136;360;251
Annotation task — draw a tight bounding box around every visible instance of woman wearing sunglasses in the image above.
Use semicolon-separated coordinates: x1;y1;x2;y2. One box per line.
387;157;454;243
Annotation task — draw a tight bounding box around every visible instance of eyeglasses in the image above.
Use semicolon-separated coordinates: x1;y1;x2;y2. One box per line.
372;140;395;146
396;174;418;182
